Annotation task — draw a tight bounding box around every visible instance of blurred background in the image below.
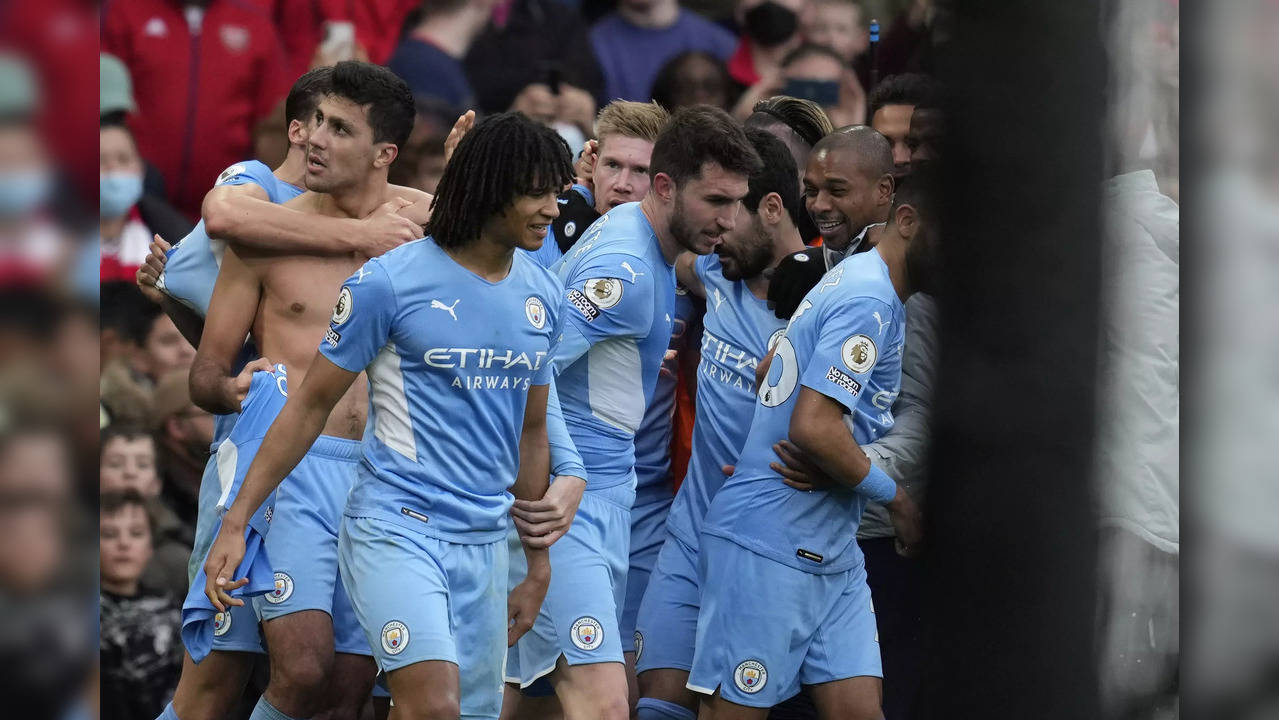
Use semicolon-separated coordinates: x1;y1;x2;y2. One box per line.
0;0;1272;718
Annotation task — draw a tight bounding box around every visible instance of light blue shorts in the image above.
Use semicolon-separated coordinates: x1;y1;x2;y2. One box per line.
687;534;882;708
634;530;700;674
622;495;673;651
252;435;369;656
505;478;636;686
339;515;509;719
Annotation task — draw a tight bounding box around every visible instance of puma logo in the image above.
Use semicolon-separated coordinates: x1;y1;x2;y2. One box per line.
430;299;460;321
873;311;890;336
620;261;644;283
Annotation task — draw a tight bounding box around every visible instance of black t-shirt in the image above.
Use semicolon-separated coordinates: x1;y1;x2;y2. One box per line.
551;188;601;255
99;589;182;720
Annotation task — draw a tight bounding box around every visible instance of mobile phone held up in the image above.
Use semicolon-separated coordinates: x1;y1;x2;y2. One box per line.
782;78;840;108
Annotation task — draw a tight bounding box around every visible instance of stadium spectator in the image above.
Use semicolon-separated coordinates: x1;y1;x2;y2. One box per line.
732;43;865;127
99;56;194;251
591;0;738;102
99;424;192;601
464;0;605;115
801;0;868;64
388;0;495;114
99;489;183;720
387;98;462;195
102;0;290;220
150;369;213;528
726;0;808;88
99;289;194;426
650;51;736;112
0;54;69;285
98;117;151;283
868;72;938;176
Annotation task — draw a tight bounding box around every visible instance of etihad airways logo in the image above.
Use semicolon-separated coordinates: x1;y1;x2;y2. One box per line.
423;347;549;371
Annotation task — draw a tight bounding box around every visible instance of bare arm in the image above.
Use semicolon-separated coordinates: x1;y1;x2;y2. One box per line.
675;251;705;298
203;184;423;256
507;383;553;645
189;246;262;414
789;387;874;490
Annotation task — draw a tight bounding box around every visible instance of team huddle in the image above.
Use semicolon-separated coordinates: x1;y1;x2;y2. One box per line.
139;60;939;720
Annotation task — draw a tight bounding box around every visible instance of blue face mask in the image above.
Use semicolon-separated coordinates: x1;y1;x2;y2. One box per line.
100;171;144;218
0;169;53;219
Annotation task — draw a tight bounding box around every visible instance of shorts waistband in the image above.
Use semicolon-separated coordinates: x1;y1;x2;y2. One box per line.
308;435;362;461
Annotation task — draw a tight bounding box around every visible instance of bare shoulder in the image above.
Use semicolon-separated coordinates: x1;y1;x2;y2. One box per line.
387;184;432;205
282;191;321;210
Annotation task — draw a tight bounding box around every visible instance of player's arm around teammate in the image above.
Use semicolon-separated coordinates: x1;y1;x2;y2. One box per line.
188;245;275;416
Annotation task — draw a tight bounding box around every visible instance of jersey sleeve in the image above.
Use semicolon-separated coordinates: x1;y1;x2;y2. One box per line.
318;260;398;372
560;252;657;348
533;294;562;387
213;161;276;190
799;296;897;414
692;252;716;288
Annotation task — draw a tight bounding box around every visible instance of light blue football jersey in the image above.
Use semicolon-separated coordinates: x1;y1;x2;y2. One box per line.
632;285;697;507
665;253;786;547
701;249;906;574
549;202;677;488
157;160;302;447
319;238;562;544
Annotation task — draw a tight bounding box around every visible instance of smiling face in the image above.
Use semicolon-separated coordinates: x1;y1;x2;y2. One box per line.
803;145;887;250
305;95;395;193
666;162;751;256
485;189;562;252
593;135;654;213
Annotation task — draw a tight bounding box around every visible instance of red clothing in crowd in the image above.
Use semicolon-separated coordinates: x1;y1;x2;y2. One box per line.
264;0;420;77
103;0;289;221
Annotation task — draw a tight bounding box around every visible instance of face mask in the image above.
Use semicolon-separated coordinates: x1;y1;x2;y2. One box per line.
744;2;798;48
0;169;52;219
100;172;144;218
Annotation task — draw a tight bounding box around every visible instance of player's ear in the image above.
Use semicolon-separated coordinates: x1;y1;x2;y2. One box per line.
287;119;306;147
652;172;676;203
876;173;895;207
373;143;399;170
894;202;917;240
761;192;784;225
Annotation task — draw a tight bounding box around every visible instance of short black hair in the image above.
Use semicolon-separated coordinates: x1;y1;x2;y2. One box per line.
746;96;834;149
781;43;847;71
818;125;895;180
891;161;940;219
649;51;733;111
649;106;762;187
425;112;573;249
99;281;160;346
285;65;332;125
100;424;155;458
742;127;802;227
326;61;415;147
868;73;939;121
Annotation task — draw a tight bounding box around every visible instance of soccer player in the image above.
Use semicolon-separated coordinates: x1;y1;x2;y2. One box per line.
632;127;806;720
205;110;572;720
144;65;429;720
505;106;761;720
187;61;421;720
531;100;671;269
687;169;939;720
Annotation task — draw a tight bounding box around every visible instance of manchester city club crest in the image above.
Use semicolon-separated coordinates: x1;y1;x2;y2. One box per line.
525;296;546;329
265;571;294;604
734;659;768;694
570;616;604;651
381;620;410;655
213;611;231;637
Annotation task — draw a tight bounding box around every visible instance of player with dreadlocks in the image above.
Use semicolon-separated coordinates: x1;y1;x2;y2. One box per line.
204;110;574;720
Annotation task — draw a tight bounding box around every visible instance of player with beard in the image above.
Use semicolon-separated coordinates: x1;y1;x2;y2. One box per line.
191;61;419;720
505;106;760;720
688;169;939;720
630;128;805;720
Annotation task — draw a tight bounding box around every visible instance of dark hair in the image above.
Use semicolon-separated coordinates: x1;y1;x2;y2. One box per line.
742;127;802;227
649;51;734;111
867;73;939;121
285;65;333;125
781;43;847;71
818;125;895;180
100;111;129;129
99;281;161;346
100;488;158;535
326;61;415;147
425;112;573;249
746;96;834;149
100;424;154;457
649;106;762;187
891;161;940;219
